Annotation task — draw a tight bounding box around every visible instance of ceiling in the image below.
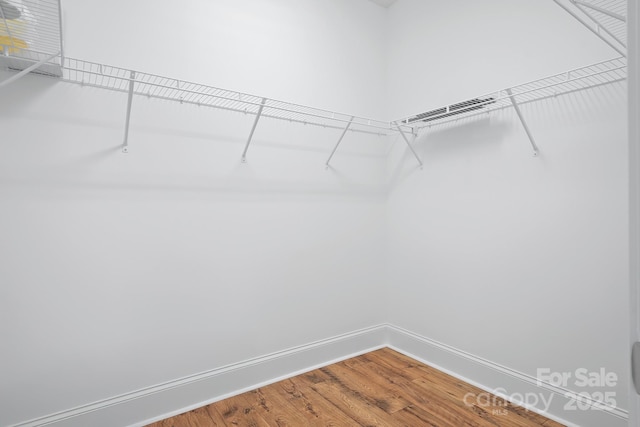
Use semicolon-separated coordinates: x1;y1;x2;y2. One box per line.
368;0;398;8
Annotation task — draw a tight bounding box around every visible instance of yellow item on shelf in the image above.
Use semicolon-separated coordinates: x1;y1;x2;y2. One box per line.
0;35;28;53
0;0;33;53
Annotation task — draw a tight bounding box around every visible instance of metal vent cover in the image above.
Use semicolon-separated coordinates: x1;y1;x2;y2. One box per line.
404;97;497;124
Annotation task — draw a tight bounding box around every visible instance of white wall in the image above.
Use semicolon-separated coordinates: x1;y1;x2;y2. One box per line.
0;0;631;425
386;0;629;418
0;1;389;425
62;0;388;118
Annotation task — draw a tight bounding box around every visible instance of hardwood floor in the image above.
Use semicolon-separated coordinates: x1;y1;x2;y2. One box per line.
146;348;564;427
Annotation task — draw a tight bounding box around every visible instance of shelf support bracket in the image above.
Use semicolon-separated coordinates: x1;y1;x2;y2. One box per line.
241;98;266;163
571;1;626;48
553;0;626;57
506;88;539;157
0;51;60;88
572;0;625;22
325;117;354;168
122;70;136;153
395;123;423;168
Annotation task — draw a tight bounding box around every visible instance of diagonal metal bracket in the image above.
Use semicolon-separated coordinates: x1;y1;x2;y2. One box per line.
572;0;625;22
395;123;423;168
571;0;626;48
553;0;626;57
325;116;354;168
0;51;60;88
122;70;135;153
241;98;266;163
506;88;539;157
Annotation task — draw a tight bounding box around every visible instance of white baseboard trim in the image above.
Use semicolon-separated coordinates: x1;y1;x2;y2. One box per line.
9;324;388;427
386;324;628;427
9;323;628;427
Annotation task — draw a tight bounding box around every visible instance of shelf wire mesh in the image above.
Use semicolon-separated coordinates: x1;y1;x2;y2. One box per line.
0;0;628;139
572;0;626;49
58;57;394;136
397;56;627;130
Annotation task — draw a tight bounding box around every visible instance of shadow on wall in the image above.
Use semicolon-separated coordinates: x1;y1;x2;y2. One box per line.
0;73;388;199
386;79;626;194
0;72;60;111
416;116;509;157
387;116;511;191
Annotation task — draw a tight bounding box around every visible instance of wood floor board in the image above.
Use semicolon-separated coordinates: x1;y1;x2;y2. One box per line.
363;350;426;381
212;394;271;427
348;360;430;406
146;348;564;427
392;403;486;427
243;386;312;427
279;377;359;426
284;376;367;426
309;374;402;425
321;362;413;413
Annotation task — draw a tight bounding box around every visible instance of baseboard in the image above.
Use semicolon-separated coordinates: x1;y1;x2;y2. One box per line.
9;325;388;427
386;324;628;427
10;323;628;427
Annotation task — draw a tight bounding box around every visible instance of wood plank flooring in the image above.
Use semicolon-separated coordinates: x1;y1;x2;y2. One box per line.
146;348;564;427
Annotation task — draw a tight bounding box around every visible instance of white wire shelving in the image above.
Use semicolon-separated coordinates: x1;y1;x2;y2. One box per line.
554;0;627;57
394;57;627;157
60;58;393;136
1;53;628;163
58;57;398;163
0;0;63;77
0;0;630;165
396;57;627;130
391;0;628;159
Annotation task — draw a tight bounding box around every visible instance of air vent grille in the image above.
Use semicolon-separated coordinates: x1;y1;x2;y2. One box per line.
405;97;496;124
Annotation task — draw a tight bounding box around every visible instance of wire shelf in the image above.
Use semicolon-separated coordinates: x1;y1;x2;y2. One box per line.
554;0;626;57
0;0;62;76
571;0;626;48
396;57;627;130
0;0;628;158
53;57;394;136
